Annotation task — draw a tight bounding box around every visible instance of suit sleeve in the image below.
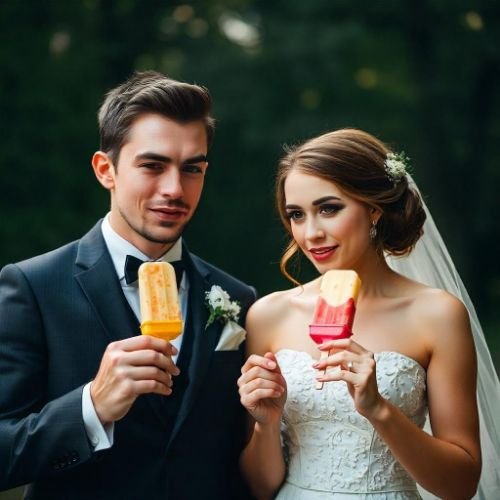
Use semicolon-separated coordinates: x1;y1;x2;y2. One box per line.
0;264;93;490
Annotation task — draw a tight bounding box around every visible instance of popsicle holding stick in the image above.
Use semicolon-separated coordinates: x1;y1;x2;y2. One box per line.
309;270;361;389
138;261;183;341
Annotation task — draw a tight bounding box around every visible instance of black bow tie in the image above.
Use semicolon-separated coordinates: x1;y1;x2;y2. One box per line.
124;255;185;287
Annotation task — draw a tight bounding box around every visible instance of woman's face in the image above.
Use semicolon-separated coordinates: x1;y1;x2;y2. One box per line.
284;169;377;273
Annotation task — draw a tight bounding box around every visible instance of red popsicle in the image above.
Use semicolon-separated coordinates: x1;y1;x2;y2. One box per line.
310;270;362;389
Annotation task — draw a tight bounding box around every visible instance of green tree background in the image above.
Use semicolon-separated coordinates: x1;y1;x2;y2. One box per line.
1;1;499;497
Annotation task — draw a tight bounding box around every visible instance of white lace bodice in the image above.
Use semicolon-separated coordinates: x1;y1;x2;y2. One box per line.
275;349;427;499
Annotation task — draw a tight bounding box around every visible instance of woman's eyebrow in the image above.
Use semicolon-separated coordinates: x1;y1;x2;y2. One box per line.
312;196;341;206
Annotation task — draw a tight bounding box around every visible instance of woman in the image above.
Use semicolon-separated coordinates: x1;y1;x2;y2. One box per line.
238;129;491;499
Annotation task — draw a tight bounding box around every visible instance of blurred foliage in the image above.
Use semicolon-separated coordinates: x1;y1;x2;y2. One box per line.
1;1;499;316
1;0;499;330
1;0;499;497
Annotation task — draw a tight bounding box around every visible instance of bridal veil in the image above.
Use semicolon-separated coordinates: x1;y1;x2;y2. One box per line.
386;177;500;500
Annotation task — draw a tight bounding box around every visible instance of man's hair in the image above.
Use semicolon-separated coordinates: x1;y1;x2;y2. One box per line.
98;71;215;163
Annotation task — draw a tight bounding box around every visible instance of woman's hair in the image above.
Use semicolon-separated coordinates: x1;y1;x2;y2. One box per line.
276;128;426;283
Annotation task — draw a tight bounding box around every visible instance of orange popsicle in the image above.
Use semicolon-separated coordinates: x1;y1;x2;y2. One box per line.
310;270;361;389
138;261;183;341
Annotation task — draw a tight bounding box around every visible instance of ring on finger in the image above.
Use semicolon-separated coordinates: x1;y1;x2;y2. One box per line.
347;361;354;371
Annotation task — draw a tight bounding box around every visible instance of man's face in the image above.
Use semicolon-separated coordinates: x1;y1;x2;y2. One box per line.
98;113;208;258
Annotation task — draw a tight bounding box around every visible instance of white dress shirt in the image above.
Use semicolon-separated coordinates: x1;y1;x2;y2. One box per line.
82;214;188;451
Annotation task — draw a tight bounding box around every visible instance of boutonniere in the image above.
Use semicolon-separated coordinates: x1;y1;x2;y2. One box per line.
205;285;241;329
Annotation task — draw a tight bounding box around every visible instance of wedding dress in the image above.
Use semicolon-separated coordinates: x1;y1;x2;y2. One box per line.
275;349;425;500
275;176;499;499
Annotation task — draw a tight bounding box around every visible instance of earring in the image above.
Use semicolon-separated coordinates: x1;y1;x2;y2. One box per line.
369;220;377;240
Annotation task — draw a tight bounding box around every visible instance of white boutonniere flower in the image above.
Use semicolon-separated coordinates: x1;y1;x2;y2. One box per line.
205;285;241;329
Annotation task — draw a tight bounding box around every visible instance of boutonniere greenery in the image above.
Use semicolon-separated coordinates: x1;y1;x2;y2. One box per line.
205;285;241;329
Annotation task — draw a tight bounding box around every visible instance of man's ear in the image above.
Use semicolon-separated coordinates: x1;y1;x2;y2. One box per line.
92;151;115;190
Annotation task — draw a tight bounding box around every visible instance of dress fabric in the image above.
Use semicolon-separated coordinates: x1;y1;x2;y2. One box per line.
275;349;427;500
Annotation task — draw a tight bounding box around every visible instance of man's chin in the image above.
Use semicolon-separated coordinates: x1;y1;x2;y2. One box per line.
143;227;184;245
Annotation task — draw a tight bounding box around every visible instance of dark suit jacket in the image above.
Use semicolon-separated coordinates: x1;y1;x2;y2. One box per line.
0;221;257;499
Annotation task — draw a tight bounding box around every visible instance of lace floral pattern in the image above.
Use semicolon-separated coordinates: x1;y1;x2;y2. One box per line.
275;350;427;499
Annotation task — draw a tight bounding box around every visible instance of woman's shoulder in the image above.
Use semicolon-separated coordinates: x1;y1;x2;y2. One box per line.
244;281;319;350
243;289;296;353
409;284;469;324
247;287;298;325
404;281;472;349
249;278;321;319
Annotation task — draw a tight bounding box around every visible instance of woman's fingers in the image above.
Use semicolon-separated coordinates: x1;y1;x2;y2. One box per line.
318;337;366;354
241;353;278;374
238;365;285;389
239;377;285;399
315;350;376;387
238;352;287;422
314;345;374;371
238;354;286;409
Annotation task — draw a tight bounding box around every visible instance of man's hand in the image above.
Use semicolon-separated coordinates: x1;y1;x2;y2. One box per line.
90;335;180;424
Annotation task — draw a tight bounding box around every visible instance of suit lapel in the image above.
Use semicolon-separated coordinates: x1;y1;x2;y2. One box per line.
74;221;140;343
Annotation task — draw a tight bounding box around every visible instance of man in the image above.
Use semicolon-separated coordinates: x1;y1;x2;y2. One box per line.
0;71;256;499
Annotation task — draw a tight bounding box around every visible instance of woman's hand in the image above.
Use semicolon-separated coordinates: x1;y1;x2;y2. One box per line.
238;352;287;426
313;338;386;419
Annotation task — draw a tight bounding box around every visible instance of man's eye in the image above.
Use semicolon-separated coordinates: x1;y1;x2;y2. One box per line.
182;164;203;174
141;163;162;171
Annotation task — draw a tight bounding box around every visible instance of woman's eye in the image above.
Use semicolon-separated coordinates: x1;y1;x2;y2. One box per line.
286;210;304;221
320;204;342;215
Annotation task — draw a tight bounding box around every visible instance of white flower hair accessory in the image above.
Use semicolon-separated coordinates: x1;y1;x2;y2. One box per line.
384;151;410;185
205;285;241;329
